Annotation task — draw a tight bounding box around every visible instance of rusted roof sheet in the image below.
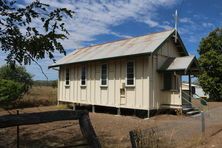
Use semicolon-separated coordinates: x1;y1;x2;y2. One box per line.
49;29;175;67
159;55;197;73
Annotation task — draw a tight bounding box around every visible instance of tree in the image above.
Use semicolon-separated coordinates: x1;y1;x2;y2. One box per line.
0;65;33;102
198;28;222;101
0;0;74;65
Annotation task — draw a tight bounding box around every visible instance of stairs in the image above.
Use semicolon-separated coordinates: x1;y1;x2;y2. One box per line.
182;107;200;116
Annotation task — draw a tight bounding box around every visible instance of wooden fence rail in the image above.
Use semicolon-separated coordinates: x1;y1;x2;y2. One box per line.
0;110;101;148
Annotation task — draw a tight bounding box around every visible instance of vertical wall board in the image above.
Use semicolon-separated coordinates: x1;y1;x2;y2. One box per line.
115;60;121;107
100;63;108;105
135;57;143;108
108;62;115;106
86;63;91;104
79;64;87;102
143;56;149;109
125;88;135;108
69;65;73;102
58;68;61;101
57;68;60;101
65;65;70;101
61;67;65;101
59;67;63;101
152;55;158;110
80;87;86;102
120;59;125;85
148;55;154;109
101;88;108;105
90;63;95;104
70;65;73;102
76;65;80;102
95;63;100;105
73;65;77;102
120;60;128;107
169;39;180;57
155;56;160;109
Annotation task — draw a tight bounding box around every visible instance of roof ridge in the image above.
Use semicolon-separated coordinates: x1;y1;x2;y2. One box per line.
49;28;177;68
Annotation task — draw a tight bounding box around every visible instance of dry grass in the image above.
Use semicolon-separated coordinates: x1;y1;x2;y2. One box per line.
18;86;57;108
0;86;57;110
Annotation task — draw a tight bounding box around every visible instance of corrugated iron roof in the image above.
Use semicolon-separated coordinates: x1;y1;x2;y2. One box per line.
49;29;175;67
159;55;197;73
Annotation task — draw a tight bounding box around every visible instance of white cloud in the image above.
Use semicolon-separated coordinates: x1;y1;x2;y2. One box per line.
180;17;194;24
28;0;177;50
1;0;178;80
202;22;214;28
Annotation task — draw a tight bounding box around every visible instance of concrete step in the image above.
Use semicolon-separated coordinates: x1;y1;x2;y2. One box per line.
182;107;193;113
186;110;200;115
191;113;201;117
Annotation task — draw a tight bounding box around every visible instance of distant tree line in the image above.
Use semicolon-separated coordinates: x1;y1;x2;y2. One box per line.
33;80;57;88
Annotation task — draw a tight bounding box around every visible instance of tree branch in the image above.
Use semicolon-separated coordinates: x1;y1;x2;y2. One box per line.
25;52;48;80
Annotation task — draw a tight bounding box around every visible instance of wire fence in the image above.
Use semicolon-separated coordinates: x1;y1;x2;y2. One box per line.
130;105;222;148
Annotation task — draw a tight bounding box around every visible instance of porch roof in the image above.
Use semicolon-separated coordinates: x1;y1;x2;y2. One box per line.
158;55;199;75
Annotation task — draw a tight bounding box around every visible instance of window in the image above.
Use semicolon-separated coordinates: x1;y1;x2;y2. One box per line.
126;61;135;86
163;72;179;91
172;74;179;90
81;65;86;86
65;68;70;85
101;64;108;86
163;72;172;90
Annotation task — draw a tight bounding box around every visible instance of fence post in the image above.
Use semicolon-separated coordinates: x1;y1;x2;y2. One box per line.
79;112;101;148
17;110;19;148
129;131;137;148
201;111;205;134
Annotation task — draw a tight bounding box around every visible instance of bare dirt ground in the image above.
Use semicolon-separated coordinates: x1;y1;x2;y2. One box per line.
0;86;222;148
0;102;222;147
0;106;185;148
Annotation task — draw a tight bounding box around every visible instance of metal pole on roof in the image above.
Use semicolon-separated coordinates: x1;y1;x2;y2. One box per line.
175;9;178;31
174;9;178;43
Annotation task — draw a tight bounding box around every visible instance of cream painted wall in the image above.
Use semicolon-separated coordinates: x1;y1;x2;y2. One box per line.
153;38;182;108
58;55;150;110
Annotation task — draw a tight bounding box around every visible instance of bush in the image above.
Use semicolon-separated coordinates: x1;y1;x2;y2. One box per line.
198;28;222;100
0;65;33;103
0;79;24;102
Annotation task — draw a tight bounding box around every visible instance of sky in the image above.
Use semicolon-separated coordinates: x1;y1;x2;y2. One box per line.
1;0;222;80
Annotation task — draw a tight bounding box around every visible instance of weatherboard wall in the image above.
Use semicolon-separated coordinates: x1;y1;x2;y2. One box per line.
58;55;150;110
156;38;182;107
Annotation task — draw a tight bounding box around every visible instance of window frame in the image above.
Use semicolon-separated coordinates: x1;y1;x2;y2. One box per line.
162;72;179;91
172;73;179;91
80;65;87;87
100;63;108;87
126;60;135;87
65;68;70;86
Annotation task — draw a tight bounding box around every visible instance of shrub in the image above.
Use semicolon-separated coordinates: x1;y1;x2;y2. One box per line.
0;65;33;103
0;79;24;102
